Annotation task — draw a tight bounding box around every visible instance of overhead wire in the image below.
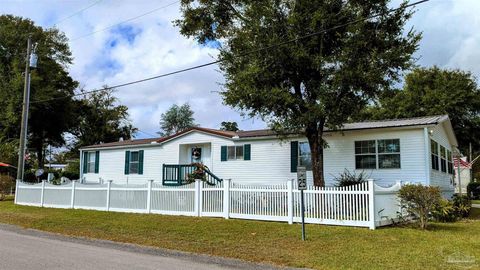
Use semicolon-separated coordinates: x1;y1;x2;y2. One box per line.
51;0;103;26
29;0;429;105
69;1;179;42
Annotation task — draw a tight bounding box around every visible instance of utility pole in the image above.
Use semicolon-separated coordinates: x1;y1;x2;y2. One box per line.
469;142;473;184
16;36;34;181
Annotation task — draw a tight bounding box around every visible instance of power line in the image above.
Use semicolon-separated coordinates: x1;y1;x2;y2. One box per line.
30;0;429;104
136;129;158;138
69;1;179;42
51;0;103;27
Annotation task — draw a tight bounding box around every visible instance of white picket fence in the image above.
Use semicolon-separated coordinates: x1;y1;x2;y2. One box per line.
14;179;402;229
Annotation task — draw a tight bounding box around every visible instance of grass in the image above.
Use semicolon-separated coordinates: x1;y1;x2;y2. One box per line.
472;200;480;205
0;201;479;270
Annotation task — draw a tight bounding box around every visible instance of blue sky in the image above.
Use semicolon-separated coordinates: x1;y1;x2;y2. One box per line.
1;0;480;139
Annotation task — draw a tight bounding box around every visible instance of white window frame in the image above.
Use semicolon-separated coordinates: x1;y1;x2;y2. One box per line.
298;141;312;171
227;145;244;160
87;152;96;173
129;151;140;174
355;140;377;170
354;139;401;170
377;139;401;169
431;140;440;171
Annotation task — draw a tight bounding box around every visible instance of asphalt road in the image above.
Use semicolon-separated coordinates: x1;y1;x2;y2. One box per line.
0;225;287;270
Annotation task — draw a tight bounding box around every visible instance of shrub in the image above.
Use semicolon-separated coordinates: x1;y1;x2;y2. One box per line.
433;199;457;222
0;175;14;201
333;169;368;187
452;194;471;218
398;184;442;229
467;182;480;199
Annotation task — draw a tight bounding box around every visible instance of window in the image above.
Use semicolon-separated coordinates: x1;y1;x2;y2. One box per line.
431;140;439;170
129;151;140;174
440;146;447;173
354;139;401;169
87;152;96;173
378;139;401;169
298;142;312;170
447;150;453;174
355;140;377;169
227;146;244;160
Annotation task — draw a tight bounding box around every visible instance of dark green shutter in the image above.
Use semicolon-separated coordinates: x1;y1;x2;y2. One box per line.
138;150;144;175
94;151;100;173
243;144;251;160
290;141;298;173
124;151;130;175
82;152;88;173
221;146;227;161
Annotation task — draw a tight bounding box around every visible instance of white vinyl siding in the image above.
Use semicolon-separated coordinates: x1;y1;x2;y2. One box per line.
82;126;454;189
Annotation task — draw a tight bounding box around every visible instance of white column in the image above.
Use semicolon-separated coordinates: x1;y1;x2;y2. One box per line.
223;179;231;219
14;180;19;204
70;180;76;209
194;179;201;217
40;180;46;207
287;179;294;224
368;179;376;230
106;180;112;211
147;180;153;213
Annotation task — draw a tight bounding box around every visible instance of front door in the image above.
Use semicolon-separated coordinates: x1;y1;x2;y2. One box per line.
191;147;203;163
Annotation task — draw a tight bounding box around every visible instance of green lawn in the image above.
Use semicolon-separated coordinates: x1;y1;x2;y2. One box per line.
472;200;480;205
0;200;479;270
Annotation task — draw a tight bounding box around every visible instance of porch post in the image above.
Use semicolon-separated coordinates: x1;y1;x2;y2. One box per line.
223;179;231;219
287;179;294;224
368;179;376;230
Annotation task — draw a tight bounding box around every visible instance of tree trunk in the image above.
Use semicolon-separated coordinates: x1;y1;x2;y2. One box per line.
306;124;325;187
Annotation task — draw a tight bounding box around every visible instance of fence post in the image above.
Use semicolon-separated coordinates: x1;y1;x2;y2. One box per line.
106;180;112;211
71;180;76;209
40;180;46;207
287;179;294;224
14;180;19;204
195;179;201;217
223;179;231;219
147;180;153;213
368;179;376;230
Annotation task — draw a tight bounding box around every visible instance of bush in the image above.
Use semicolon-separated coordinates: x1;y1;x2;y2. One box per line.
433;199;458;222
467;182;480;199
0;175;14;201
433;195;471;222
398;184;442;229
333;169;368;187
452;194;471;218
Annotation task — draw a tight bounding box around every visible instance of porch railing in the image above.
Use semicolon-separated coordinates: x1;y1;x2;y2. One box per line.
162;164;223;186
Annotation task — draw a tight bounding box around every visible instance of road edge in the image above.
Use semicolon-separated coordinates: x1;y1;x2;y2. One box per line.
0;223;305;270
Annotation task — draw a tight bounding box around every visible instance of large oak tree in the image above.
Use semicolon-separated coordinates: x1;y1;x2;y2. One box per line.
176;0;420;186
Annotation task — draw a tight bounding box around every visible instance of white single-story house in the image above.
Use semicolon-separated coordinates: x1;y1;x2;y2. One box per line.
79;115;457;193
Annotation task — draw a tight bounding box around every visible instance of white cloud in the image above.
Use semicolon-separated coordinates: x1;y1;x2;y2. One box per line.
2;0;480;138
